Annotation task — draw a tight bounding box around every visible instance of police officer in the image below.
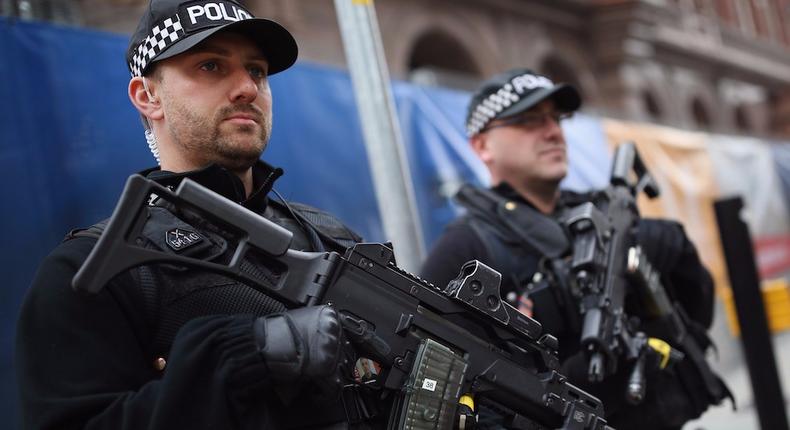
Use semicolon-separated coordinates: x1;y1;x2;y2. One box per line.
421;69;724;429
16;1;361;429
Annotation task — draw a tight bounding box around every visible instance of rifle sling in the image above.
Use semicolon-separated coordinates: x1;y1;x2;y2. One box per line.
455;185;569;259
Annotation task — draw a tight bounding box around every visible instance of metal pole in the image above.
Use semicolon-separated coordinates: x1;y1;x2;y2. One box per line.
333;0;425;271
715;196;790;430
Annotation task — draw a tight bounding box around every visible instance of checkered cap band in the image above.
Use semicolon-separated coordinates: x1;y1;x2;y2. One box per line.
466;73;555;137
129;16;185;77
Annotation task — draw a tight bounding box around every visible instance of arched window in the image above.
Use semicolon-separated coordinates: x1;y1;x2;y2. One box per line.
539;56;584;100
734;105;751;132
4;0;80;23
407;30;479;90
642;90;663;120
691;97;712;129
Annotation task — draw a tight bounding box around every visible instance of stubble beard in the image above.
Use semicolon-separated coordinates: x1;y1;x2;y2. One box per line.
167;99;272;172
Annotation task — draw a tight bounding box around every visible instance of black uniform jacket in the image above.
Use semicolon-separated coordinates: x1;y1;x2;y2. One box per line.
420;183;716;429
16;161;361;430
421;183;714;336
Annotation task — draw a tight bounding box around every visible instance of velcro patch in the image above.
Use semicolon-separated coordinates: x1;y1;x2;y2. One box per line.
179;1;253;33
165;228;204;252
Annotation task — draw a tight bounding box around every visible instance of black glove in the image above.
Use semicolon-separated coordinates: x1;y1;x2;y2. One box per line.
253;305;345;382
636;219;687;275
561;349;658;419
636;218;715;328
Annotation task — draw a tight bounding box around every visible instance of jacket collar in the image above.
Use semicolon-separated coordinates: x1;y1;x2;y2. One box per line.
492;182;528;205
140;160;284;213
491;182;588;216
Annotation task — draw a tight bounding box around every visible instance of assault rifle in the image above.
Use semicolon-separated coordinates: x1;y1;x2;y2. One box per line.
72;174;612;430
556;142;731;407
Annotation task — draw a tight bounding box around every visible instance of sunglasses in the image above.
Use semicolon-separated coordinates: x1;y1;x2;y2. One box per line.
481;110;574;132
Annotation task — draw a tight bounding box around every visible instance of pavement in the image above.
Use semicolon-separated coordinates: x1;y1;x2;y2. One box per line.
683;299;790;430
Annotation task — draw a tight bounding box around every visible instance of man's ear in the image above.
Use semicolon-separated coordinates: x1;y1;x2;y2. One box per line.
470;134;492;164
128;76;164;122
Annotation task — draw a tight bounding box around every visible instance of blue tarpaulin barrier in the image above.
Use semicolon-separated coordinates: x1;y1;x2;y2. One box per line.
1;17;609;427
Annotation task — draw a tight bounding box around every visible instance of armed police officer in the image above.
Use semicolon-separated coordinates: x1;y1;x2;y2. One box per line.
421;69;729;429
16;1;363;429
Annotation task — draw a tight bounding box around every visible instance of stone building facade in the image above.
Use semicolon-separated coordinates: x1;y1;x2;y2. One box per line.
6;0;790;138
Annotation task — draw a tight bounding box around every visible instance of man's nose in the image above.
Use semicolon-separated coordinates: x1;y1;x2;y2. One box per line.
228;68;258;104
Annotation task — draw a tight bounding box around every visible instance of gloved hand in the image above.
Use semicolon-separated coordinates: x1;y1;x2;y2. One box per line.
636;219;687;275
560;346;663;416
253;305;345;382
636;218;715;328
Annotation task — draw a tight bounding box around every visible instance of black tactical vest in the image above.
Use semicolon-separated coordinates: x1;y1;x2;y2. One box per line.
65;198;362;359
453;184;585;358
453;185;734;428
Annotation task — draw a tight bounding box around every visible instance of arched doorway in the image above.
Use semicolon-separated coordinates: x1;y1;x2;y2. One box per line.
407;30;480;90
691;97;712;129
642;90;664;121
539;55;584;100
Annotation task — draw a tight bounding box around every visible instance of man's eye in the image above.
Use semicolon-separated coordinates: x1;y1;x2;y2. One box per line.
248;66;266;79
199;61;218;72
519;115;544;125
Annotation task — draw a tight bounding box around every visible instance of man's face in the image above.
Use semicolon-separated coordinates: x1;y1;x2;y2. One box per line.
154;31;272;172
472;99;569;189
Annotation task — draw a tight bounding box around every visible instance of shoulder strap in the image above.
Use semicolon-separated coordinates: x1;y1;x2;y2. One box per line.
463;216;524;287
63;219;109;242
455;184;569;258
269;199;363;252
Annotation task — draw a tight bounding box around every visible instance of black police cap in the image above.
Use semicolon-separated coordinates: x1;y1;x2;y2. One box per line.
126;0;297;77
466;68;581;136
